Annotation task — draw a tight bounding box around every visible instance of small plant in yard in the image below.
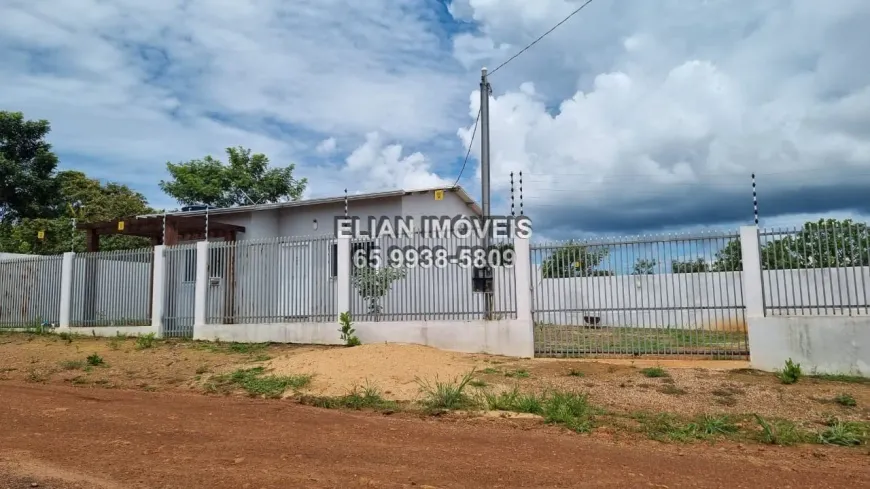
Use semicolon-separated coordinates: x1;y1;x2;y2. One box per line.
541;391;596;433
209;367;312;399
640;367;669;378
504;368;530;379
481;367;500;375
59;360;86;371
86;353;104;366
337;312;361;347
753;414;810;446
135;333;157;350
58;332;73;343
567;369;585;377
834;393;857;407
777;358;802;384
817;418;868;446
416;370;477;412
351;267;407;319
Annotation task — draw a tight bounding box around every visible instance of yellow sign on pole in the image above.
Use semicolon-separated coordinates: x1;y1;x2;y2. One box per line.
118;221;125;231
434;189;444;201
37;230;45;240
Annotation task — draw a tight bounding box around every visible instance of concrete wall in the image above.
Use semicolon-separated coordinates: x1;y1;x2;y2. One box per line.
532;269;746;330
195;318;534;358
748;316;870;376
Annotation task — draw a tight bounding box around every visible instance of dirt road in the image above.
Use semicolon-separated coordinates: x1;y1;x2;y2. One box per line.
0;382;866;489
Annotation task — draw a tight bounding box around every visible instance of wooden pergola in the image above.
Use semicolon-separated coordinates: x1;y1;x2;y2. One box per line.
75;215;246;326
76;215;246;251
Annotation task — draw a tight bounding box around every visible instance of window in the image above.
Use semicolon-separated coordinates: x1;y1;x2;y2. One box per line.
331;241;375;277
182;247;225;282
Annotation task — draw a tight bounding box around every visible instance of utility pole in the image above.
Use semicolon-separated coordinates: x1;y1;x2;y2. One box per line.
480;67;493;318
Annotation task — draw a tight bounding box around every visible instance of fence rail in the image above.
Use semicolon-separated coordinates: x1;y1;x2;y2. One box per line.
348;234;516;321
760;222;870;316
530;231;748;358
0;255;64;328
205;236;336;324
70;248;154;327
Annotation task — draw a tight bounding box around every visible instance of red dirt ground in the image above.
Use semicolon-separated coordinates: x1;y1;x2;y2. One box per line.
1;382;868;489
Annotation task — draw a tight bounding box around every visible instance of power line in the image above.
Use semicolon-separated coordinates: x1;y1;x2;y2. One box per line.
489;0;596;77
521;167;870;180
452;107;482;188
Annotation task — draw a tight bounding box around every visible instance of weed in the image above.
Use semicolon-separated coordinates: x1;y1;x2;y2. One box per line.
135;333;157;350
416;370;477;412
211;367;311;399
834;393;857;407
481;367;500;374
542;391;596;433
690;414;739;437
640;367;668;378
58;332;73;343
777;358;802;384
315;382;398;410
338;312;361;347
59;360;86;371
811;374;870;385
26;367;52;383
817;418;868;446
636;413;697;442
228;343;267;354
86;353;104;366
251;354;272;362
754;414;810;446
504;368;530;379
469;379;488;388
658;384;688;396
483;386;543;414
567;369;585;377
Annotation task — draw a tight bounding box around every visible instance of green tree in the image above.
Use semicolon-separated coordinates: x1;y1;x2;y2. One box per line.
160;146;307;208
540;243;610;278
711;240;742;272
351;266;407;320
671;258;709;273
761;219;870;269
0;171;153;254
0;111;60;221
632;258;656;275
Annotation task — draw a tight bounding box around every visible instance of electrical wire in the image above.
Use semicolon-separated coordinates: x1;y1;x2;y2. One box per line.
452;107;481;188
488;0;596;77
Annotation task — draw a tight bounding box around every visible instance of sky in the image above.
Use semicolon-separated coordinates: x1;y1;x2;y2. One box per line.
2;0;869;242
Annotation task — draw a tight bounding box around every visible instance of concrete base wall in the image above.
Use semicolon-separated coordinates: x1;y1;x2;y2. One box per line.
61;325;159;338
748;316;870;377
195;319;535;358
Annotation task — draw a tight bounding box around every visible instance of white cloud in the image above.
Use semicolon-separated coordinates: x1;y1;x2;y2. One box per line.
451;0;870;235
315;138;337;155
2;0;870;237
343;133;449;192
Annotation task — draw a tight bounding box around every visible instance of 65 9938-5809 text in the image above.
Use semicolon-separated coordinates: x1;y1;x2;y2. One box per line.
353;245;514;269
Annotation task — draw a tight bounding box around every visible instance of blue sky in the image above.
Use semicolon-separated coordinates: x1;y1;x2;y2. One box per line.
2;0;870;242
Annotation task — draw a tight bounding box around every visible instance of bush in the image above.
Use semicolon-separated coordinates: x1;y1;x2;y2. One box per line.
86;353;104;366
777;358;802;384
338;312;360;347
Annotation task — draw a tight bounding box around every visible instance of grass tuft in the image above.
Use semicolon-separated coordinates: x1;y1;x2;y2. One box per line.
416;370;478;412
86;353;104;366
753;414;811;446
59;360;86;370
504;368;530;379
817;418;868;446
208;367;311;399
640;367;668;378
135;333;157;350
834;393;857;407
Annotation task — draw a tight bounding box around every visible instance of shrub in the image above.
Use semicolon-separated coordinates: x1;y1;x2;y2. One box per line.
86;353;104;366
338;312;360;347
777;358;802;384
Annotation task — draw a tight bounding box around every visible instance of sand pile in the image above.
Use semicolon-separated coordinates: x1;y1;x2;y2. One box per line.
265;343;489;400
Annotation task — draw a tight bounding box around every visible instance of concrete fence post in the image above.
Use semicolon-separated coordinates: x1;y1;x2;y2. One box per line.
57;252;75;331
512;236;535;358
193;241;209;331
336;236;351;323
151;245;166;337
739;226;765;318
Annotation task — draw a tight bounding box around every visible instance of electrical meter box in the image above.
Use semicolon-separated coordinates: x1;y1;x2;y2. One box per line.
472;265;493;293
